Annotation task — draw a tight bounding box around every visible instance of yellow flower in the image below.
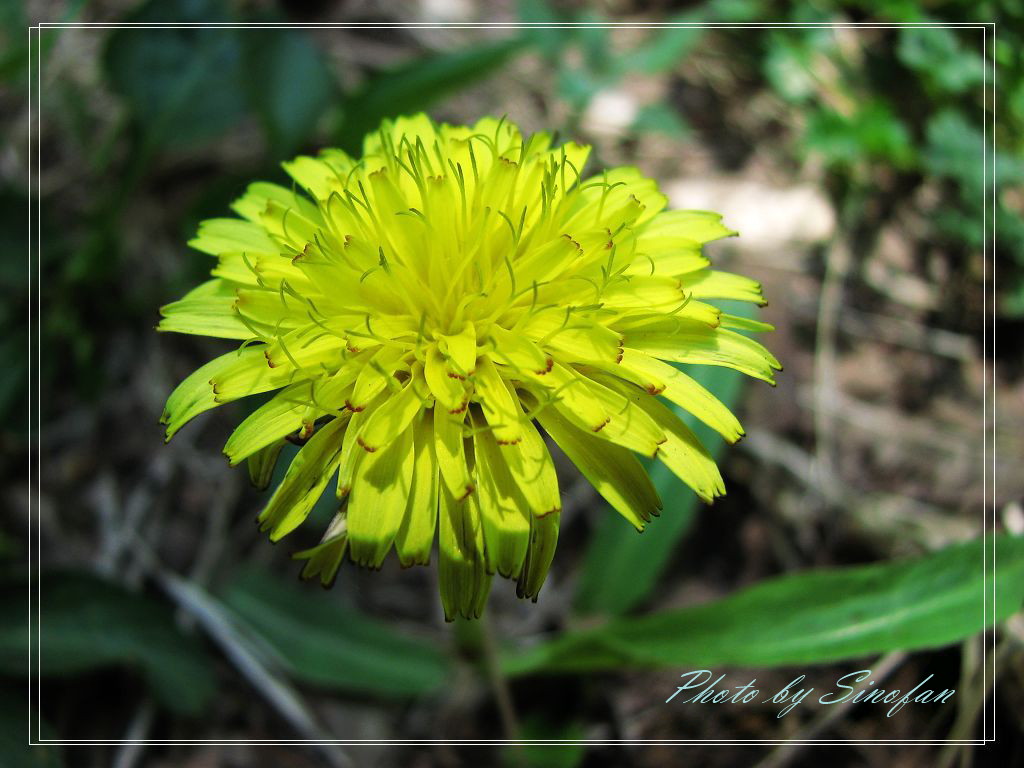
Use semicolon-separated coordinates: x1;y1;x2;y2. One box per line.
159;114;779;620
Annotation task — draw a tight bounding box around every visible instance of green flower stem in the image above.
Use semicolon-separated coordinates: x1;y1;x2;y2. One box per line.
455;611;521;742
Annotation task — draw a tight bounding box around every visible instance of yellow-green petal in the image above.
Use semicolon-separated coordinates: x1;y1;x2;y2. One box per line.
347;424;415;568
257;416;348;541
535;405;661;531
438;485;491;621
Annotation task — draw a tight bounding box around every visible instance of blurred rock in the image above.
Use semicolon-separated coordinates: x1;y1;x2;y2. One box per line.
581;88;639;138
664;177;836;255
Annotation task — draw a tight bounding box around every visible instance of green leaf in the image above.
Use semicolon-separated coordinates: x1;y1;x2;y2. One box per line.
924;110;1024;198
0;686;62;768
506;715;586;768
0;571;217;715
804;100;914;169
763;32;829;103
510;534;1024;675
625;12;703;75
631;103;690;139
218;566;451;697
516;0;564;60
103;0;248;148
573;301;756;616
242;29;337;156
897;25;984;95
337;38;527;152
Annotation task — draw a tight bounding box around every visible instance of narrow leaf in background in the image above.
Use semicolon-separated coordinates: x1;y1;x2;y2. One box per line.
103;0;247;149
0;572;216;715
509;534;1024;675
241;28;337;156
219;567;451;697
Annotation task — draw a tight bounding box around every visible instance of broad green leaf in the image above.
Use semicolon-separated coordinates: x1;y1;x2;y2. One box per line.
337;38;527;151
103;0;247;148
242;29;337;155
218;566;450;697
573;301;756;616
509;534;1024;676
0;686;62;768
0;572;216;715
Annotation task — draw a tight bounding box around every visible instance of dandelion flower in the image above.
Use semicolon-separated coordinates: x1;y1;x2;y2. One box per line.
159;114;779;620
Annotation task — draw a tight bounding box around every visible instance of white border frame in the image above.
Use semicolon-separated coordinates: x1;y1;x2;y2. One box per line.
26;19;998;750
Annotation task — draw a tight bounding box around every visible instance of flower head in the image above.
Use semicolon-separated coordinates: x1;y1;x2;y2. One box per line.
159;114;779;619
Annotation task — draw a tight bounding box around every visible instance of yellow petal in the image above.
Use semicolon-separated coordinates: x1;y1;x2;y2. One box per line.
623;322;781;383
162;346;267;440
473;357;523;445
592;348;745;443
437;321;478;379
395;411;440;567
500;415;561;518
535;405;661;531
488;325;552;375
347;423;415;568
516;510;561;601
597;374;725;501
438;484;491;621
471;412;530;578
679;269;766;305
158;279;258;340
293;511;349;587
247;439;285;492
355;375;426;453
433;407;474;501
424;343;470;414
188;218;277;256
257;416;349;541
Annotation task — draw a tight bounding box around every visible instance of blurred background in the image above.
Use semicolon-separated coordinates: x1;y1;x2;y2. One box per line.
5;0;1024;766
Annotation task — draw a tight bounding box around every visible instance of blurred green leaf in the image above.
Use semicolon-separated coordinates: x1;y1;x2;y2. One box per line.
0;571;216;715
510;534;1024;675
574;301;756;616
708;0;768;22
763;33;823;103
337;37;528;152
242;29;337;156
626;12;703;75
805;101;914;169
507;715;586;768
576;12;613;76
631;102;690;139
219;566;451;697
1;0;87;84
0;1;28;83
556;65;608;112
0;686;62;768
517;0;564;60
103;0;247;148
924;110;1024;196
898;25;983;95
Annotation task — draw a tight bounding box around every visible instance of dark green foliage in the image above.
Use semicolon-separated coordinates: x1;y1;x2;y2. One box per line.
0;572;217;715
219;567;452;697
509;535;1024;675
